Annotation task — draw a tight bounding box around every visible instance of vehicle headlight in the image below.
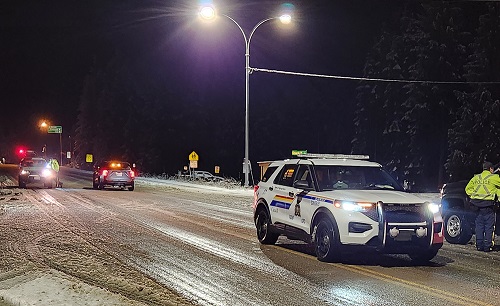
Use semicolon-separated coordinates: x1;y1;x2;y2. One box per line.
427;202;441;214
334;200;374;212
20;170;29;175
42;169;52;177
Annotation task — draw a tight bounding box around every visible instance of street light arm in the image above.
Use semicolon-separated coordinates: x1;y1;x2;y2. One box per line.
222;15;277;53
248;17;276;51
222;14;248;47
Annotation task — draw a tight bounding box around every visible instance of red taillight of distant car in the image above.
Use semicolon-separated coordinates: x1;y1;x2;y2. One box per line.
129;170;135;178
102;169;108;176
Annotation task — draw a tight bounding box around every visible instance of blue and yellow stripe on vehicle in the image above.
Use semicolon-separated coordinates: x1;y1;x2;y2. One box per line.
301;194;334;205
270;194;334;209
270;195;294;209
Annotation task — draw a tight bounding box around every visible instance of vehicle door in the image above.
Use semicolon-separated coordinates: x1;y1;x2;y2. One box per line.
271;163;313;232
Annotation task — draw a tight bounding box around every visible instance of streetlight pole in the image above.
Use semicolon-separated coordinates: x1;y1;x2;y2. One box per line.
199;7;291;187
224;15;276;187
59;132;63;166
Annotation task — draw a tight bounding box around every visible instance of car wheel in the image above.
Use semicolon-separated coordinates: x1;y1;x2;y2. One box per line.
255;208;279;244
408;246;440;263
18;177;26;189
128;182;135;191
314;218;341;262
443;210;473;244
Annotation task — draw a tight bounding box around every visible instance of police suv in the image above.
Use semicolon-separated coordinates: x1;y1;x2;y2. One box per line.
253;154;444;262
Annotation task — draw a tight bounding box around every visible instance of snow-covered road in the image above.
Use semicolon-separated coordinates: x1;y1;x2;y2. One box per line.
1;165;498;306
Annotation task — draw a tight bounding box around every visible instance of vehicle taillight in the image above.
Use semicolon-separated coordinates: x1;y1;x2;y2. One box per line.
129;170;135;178
102;170;108;176
253;185;259;205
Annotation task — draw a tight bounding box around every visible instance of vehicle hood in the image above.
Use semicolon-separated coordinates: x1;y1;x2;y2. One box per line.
318;189;428;204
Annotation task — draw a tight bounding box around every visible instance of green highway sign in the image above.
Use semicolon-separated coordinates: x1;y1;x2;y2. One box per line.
48;125;62;134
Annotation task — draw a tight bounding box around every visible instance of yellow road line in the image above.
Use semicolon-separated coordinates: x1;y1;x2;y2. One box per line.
280;247;494;306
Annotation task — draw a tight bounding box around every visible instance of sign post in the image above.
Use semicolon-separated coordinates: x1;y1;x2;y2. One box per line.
48;125;63;165
189;151;199;174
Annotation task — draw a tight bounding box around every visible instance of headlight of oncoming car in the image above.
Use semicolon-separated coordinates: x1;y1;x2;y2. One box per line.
41;169;52;177
21;170;29;175
334;200;374;212
427;202;441;214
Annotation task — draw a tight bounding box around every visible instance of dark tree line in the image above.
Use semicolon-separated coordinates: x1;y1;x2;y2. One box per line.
353;1;500;190
72;48;245;177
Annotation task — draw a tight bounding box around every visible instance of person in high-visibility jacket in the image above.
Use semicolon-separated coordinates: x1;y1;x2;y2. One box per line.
465;161;499;252
48;158;60;187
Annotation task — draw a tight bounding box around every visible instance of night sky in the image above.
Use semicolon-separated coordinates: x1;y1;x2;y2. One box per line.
0;0;396;177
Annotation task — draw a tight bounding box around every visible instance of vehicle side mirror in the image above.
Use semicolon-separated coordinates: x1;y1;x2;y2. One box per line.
293;179;310;189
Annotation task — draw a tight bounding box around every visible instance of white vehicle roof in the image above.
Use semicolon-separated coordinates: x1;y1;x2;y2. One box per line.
269;158;381;168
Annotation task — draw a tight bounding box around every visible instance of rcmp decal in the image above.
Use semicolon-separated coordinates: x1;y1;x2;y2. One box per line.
304;195;334;206
294;203;301;217
270;195;294;209
270;194;333;210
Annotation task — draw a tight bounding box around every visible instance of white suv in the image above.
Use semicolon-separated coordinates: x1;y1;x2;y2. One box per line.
252;154;444;262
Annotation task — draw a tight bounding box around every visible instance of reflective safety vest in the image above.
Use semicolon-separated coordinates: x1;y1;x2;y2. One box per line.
49;159;60;172
465;170;500;200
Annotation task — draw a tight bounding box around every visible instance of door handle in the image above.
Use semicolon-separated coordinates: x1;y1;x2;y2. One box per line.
289;192;294;197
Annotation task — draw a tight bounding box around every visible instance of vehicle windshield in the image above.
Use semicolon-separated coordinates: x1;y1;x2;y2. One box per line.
314;165;404;191
21;159;46;167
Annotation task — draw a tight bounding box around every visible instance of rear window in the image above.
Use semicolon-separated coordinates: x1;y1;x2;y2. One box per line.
21;159;46;167
261;166;278;183
102;162;130;170
274;164;297;187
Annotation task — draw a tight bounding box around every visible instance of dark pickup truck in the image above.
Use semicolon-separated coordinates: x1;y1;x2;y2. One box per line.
441;180;500;244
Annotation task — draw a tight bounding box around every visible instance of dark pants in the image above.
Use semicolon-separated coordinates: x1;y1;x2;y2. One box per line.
475;206;496;250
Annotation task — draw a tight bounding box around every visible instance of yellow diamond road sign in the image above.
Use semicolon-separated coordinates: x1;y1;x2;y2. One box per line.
189;151;199;161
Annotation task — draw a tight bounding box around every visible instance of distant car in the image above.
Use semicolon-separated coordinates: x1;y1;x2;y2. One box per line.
18;157;55;188
440;180;500;244
193;170;223;181
92;161;135;191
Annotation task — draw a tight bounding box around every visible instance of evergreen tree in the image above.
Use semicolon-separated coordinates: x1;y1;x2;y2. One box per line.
446;3;500;179
354;1;471;189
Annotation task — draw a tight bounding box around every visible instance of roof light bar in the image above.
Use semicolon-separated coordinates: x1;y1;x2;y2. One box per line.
297;153;370;160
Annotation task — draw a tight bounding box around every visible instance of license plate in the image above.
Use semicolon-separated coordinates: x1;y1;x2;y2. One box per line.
33;176;41;181
394;230;413;241
116;172;122;176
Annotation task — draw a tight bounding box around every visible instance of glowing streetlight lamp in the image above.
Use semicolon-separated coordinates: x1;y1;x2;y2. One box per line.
39;120;50;158
199;5;292;187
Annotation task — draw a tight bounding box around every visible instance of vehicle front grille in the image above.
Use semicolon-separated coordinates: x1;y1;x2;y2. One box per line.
382;203;427;223
361;202;428;223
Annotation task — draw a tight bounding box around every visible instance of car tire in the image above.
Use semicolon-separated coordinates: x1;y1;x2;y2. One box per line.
128;182;134;191
443;210;473;244
255;208;279;245
18;177;26;189
92;176;98;189
408;245;440;263
314;218;341;262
